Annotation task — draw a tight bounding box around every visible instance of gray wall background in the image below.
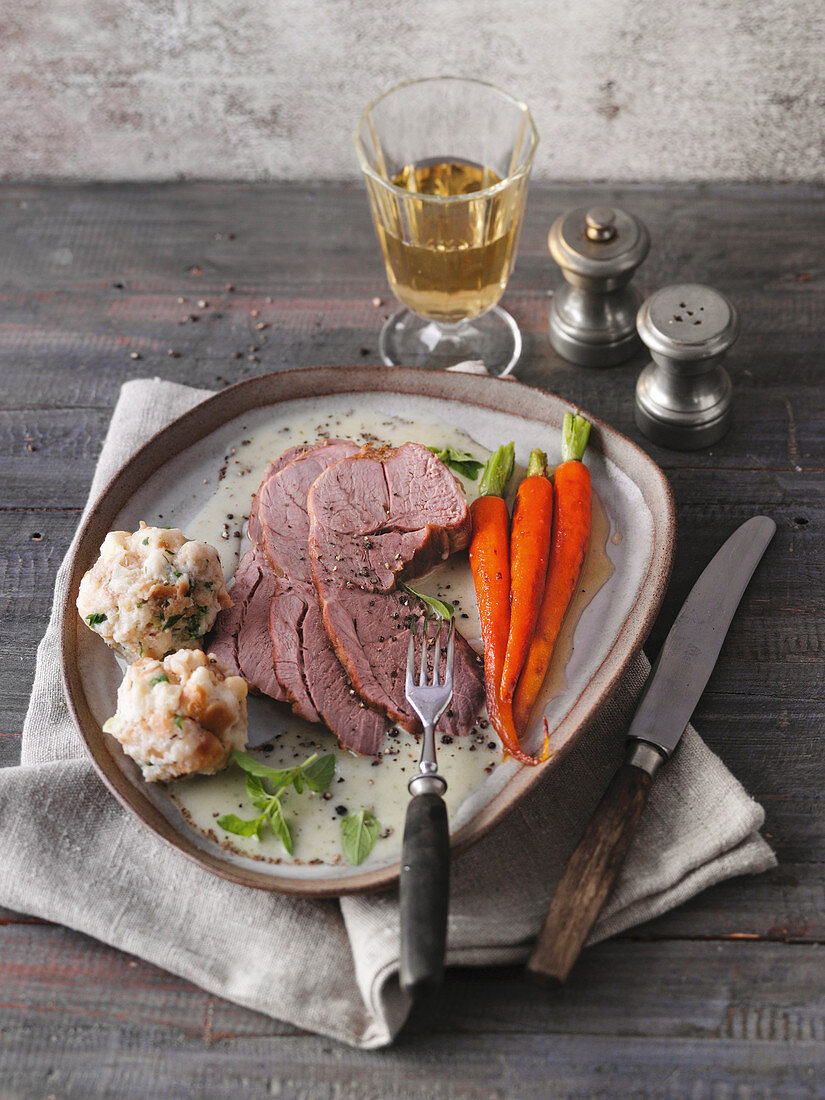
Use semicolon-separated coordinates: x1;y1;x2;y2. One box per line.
2;0;823;181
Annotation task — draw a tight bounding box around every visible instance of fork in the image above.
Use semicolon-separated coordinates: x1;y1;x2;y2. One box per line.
399;615;455;997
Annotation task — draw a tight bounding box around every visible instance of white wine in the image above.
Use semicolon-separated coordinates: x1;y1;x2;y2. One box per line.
392;158;501;196
367;158;527;324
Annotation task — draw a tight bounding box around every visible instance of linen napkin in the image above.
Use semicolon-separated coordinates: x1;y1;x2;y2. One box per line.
0;379;776;1049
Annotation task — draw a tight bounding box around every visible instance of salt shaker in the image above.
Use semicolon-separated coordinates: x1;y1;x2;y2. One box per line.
548;205;650;367
635;283;739;449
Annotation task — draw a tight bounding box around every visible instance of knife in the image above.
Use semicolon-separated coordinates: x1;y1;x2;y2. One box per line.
526;514;776;983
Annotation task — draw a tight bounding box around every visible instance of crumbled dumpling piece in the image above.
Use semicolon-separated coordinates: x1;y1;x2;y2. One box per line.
77;522;231;661
103;649;248;782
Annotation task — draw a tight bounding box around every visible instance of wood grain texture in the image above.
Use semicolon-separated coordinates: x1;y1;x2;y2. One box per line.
1;181;823;1096
2;926;825;1099
528;763;654;981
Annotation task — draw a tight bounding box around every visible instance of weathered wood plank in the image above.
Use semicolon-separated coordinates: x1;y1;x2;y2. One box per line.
1;927;824;1099
0;181;823;412
0;181;822;292
1;700;823;945
1;303;824;415
3;1038;823;1100
0;508;79;724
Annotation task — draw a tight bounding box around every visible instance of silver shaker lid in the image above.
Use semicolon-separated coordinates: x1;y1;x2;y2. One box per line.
637;284;739;361
548;205;650;283
635;284;740;450
547;204;650;367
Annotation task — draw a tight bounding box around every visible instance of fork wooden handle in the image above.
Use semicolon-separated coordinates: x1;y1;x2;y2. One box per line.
527;762;653;983
399;792;450;998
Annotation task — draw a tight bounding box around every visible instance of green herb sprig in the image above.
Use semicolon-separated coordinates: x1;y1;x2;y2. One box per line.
217;749;336;853
428;444;484;481
341;808;382;865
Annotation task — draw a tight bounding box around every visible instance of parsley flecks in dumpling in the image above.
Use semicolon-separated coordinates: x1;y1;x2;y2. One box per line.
76;522;231;661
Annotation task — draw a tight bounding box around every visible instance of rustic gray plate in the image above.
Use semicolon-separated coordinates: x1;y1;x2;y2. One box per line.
61;366;675;897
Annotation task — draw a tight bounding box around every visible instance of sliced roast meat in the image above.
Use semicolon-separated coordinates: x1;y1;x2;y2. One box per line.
308;443;484;737
318;583;483;738
300;590;386;756
208;444;310;694
254;440;390;754
208;548;285;700
257;440;361;584
257;441;359;723
209;439;354;702
248;443;312;546
308;442;472;591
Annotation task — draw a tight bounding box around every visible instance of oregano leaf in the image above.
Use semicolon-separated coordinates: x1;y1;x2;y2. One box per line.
216;813;266;838
341;809;381;865
302;753;336;793
402;584;454;621
230;750;294;788
428;445;484;481
268;800;294;856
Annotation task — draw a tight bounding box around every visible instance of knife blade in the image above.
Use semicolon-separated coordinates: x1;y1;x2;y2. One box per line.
626;514;776;759
527;515;776;983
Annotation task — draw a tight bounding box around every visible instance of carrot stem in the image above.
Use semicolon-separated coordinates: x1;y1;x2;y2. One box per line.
527;448;547;477
561;411;591;463
512;415;592;734
500;450;553;702
478;441;514;498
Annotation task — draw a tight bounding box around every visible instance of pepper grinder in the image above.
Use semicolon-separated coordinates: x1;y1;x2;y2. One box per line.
635;283;739;450
548;205;650;367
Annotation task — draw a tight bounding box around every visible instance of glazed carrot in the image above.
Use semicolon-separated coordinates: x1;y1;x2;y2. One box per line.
513;414;592;734
500;449;554;702
469;444;547;767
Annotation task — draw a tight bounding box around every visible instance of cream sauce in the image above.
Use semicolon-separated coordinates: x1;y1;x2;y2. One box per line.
171;709;502;867
163;404;614;869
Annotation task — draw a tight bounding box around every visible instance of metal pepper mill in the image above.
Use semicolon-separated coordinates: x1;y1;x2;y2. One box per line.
635;283;739;450
548;205;650;367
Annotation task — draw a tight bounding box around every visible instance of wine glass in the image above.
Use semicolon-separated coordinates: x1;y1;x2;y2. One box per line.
354;77;538;377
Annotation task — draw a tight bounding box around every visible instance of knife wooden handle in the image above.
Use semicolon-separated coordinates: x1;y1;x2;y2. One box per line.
527;762;653;983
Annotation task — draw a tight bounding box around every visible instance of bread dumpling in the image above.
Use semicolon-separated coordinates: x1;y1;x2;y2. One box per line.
77;522;231;661
103;649;248;782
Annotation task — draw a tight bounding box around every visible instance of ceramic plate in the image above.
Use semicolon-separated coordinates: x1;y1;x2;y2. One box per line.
61;367;675;896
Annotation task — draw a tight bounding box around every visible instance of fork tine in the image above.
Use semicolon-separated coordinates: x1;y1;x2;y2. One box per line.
445;617;455;687
406;628;416;695
419;615;429;687
432;619;441;688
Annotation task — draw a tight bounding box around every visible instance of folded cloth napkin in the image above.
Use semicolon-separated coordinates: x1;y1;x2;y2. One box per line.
0;379;776;1049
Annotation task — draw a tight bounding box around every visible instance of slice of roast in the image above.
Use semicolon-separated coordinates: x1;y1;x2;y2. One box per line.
207;548;284;700
207;445;310;698
308;443;484;737
257;441;361;587
255;440;390;754
248;443;313;546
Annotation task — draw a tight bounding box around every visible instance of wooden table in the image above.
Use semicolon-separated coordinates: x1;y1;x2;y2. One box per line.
2;182;823;1098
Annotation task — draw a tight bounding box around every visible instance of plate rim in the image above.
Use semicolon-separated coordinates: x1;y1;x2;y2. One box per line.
61;365;676;897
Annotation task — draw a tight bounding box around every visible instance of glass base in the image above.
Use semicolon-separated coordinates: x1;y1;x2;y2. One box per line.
378;305;522;378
